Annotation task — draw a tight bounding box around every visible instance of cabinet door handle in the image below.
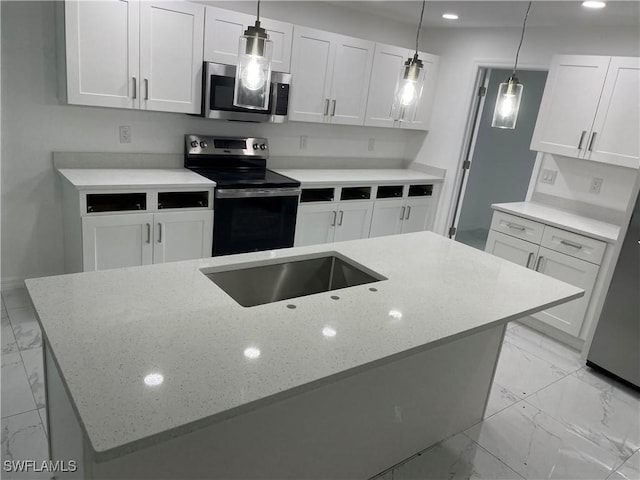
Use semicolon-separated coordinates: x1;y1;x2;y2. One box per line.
400;206;406;220
506;222;525;231
146;223;151;244
132;77;137;99
560;239;583;249
323;99;329;116
157;223;162;243
535;256;544;272
588;132;597;152
526;252;534;268
331;99;336;116
330;210;337;226
144;78;149;100
405;206;411;220
577;130;587;150
338;210;344;226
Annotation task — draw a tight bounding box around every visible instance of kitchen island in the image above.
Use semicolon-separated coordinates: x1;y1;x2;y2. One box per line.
25;232;583;479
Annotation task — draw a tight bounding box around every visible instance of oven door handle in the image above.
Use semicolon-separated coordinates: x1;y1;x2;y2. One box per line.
216;188;302;199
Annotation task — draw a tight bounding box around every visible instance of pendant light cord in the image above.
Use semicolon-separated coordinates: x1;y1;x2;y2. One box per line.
513;1;532;74
256;0;261;22
415;0;426;55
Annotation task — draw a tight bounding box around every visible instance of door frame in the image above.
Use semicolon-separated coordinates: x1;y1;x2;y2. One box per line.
446;60;549;239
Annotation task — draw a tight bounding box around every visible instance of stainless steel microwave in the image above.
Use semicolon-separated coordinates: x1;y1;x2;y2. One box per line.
202;62;291;123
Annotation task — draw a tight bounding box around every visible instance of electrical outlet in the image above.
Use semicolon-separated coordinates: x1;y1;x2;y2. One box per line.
119;126;131;144
299;135;308;150
590;177;603;194
368;138;375;152
540;168;557;185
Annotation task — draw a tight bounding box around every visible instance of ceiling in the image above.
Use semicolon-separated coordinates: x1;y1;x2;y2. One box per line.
330;1;640;28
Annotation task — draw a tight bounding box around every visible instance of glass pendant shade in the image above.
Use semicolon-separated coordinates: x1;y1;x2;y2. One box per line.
391;55;425;121
233;22;273;110
491;75;523;129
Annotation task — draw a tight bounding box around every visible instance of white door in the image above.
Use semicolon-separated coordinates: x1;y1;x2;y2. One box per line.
328;35;375;126
294;204;337;247
203;7;249;65
401;197;434;233
289;26;335;123
153;211;213;264
139;1;204;113
530;55;610;157
334;202;374;242
82;214;154;271
364;44;407;128
259;18;293;73
65;0;139;108
485;230;538;268
586;57;640;169
407;52;439;131
532;247;599;336
369;199;405;238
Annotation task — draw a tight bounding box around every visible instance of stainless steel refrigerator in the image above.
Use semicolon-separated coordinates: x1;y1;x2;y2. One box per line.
587;193;639;390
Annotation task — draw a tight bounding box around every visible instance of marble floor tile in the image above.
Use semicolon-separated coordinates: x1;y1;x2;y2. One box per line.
2;317;19;354
21;348;45;409
466;400;624;480
392;433;523;479
38;409;47;437
1;410;50;479
2;288;31;311
1;353;37;418
528;372;640;465
505;323;583;373
493;340;568;398
608;450;640;480
484;382;522;419
575;367;640;409
8;307;42;351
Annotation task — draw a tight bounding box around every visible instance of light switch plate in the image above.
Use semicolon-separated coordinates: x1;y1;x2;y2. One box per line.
299;135;308;150
590;177;603;194
540;169;557;185
119;126;131;144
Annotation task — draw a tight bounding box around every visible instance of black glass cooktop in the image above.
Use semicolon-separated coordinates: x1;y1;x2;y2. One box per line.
190;168;300;189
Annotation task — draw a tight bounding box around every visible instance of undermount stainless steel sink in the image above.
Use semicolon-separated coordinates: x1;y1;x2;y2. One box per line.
204;254;385;307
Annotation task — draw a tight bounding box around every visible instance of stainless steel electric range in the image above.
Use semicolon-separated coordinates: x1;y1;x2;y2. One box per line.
185;135;301;257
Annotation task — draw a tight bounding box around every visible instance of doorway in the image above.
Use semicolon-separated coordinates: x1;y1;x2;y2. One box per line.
452;68;548;250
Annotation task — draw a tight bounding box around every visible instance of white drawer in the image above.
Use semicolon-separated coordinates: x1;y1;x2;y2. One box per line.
490;211;544;244
541;226;606;265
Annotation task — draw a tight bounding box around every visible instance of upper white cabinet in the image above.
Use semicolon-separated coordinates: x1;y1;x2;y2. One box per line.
203;7;293;73
365;43;439;130
289;26;375;126
64;0;204;114
531;55;640;169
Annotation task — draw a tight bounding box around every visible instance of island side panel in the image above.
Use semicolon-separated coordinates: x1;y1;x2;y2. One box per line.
91;324;505;480
45;341;88;479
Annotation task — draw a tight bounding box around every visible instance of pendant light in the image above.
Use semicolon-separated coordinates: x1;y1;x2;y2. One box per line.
491;2;532;129
391;0;427;122
233;0;273;110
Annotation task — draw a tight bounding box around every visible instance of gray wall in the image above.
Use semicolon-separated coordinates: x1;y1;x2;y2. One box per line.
456;68;548;233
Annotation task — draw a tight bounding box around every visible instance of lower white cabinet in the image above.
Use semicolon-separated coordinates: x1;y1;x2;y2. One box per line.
333;202;374;242
369;186;435;238
485;212;604;337
294;201;373;247
82;210;213;271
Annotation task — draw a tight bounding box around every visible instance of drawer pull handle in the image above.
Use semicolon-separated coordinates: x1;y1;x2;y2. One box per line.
535;256;544;272
560;239;583;249
526;252;534;268
506;223;526;231
577;130;587;150
400;207;405;220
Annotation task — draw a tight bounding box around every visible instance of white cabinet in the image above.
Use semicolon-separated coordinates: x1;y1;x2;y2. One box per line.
369;185;435;237
369;198;405;237
333;202;374;242
364;43;439;131
531;55;640;169
64;0;204;113
289;26;374;125
485;211;605;337
152;211;213;264
203;7;293;73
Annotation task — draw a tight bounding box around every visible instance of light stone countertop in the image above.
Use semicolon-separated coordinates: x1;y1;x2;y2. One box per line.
492;202;620;243
25;232;583;461
273;169;443;186
57;168;216;190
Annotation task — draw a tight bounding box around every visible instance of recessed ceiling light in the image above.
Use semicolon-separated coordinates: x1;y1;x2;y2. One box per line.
582;1;606;8
442;13;459;20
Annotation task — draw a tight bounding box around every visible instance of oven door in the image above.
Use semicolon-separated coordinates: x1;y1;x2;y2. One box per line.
213;188;300;256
